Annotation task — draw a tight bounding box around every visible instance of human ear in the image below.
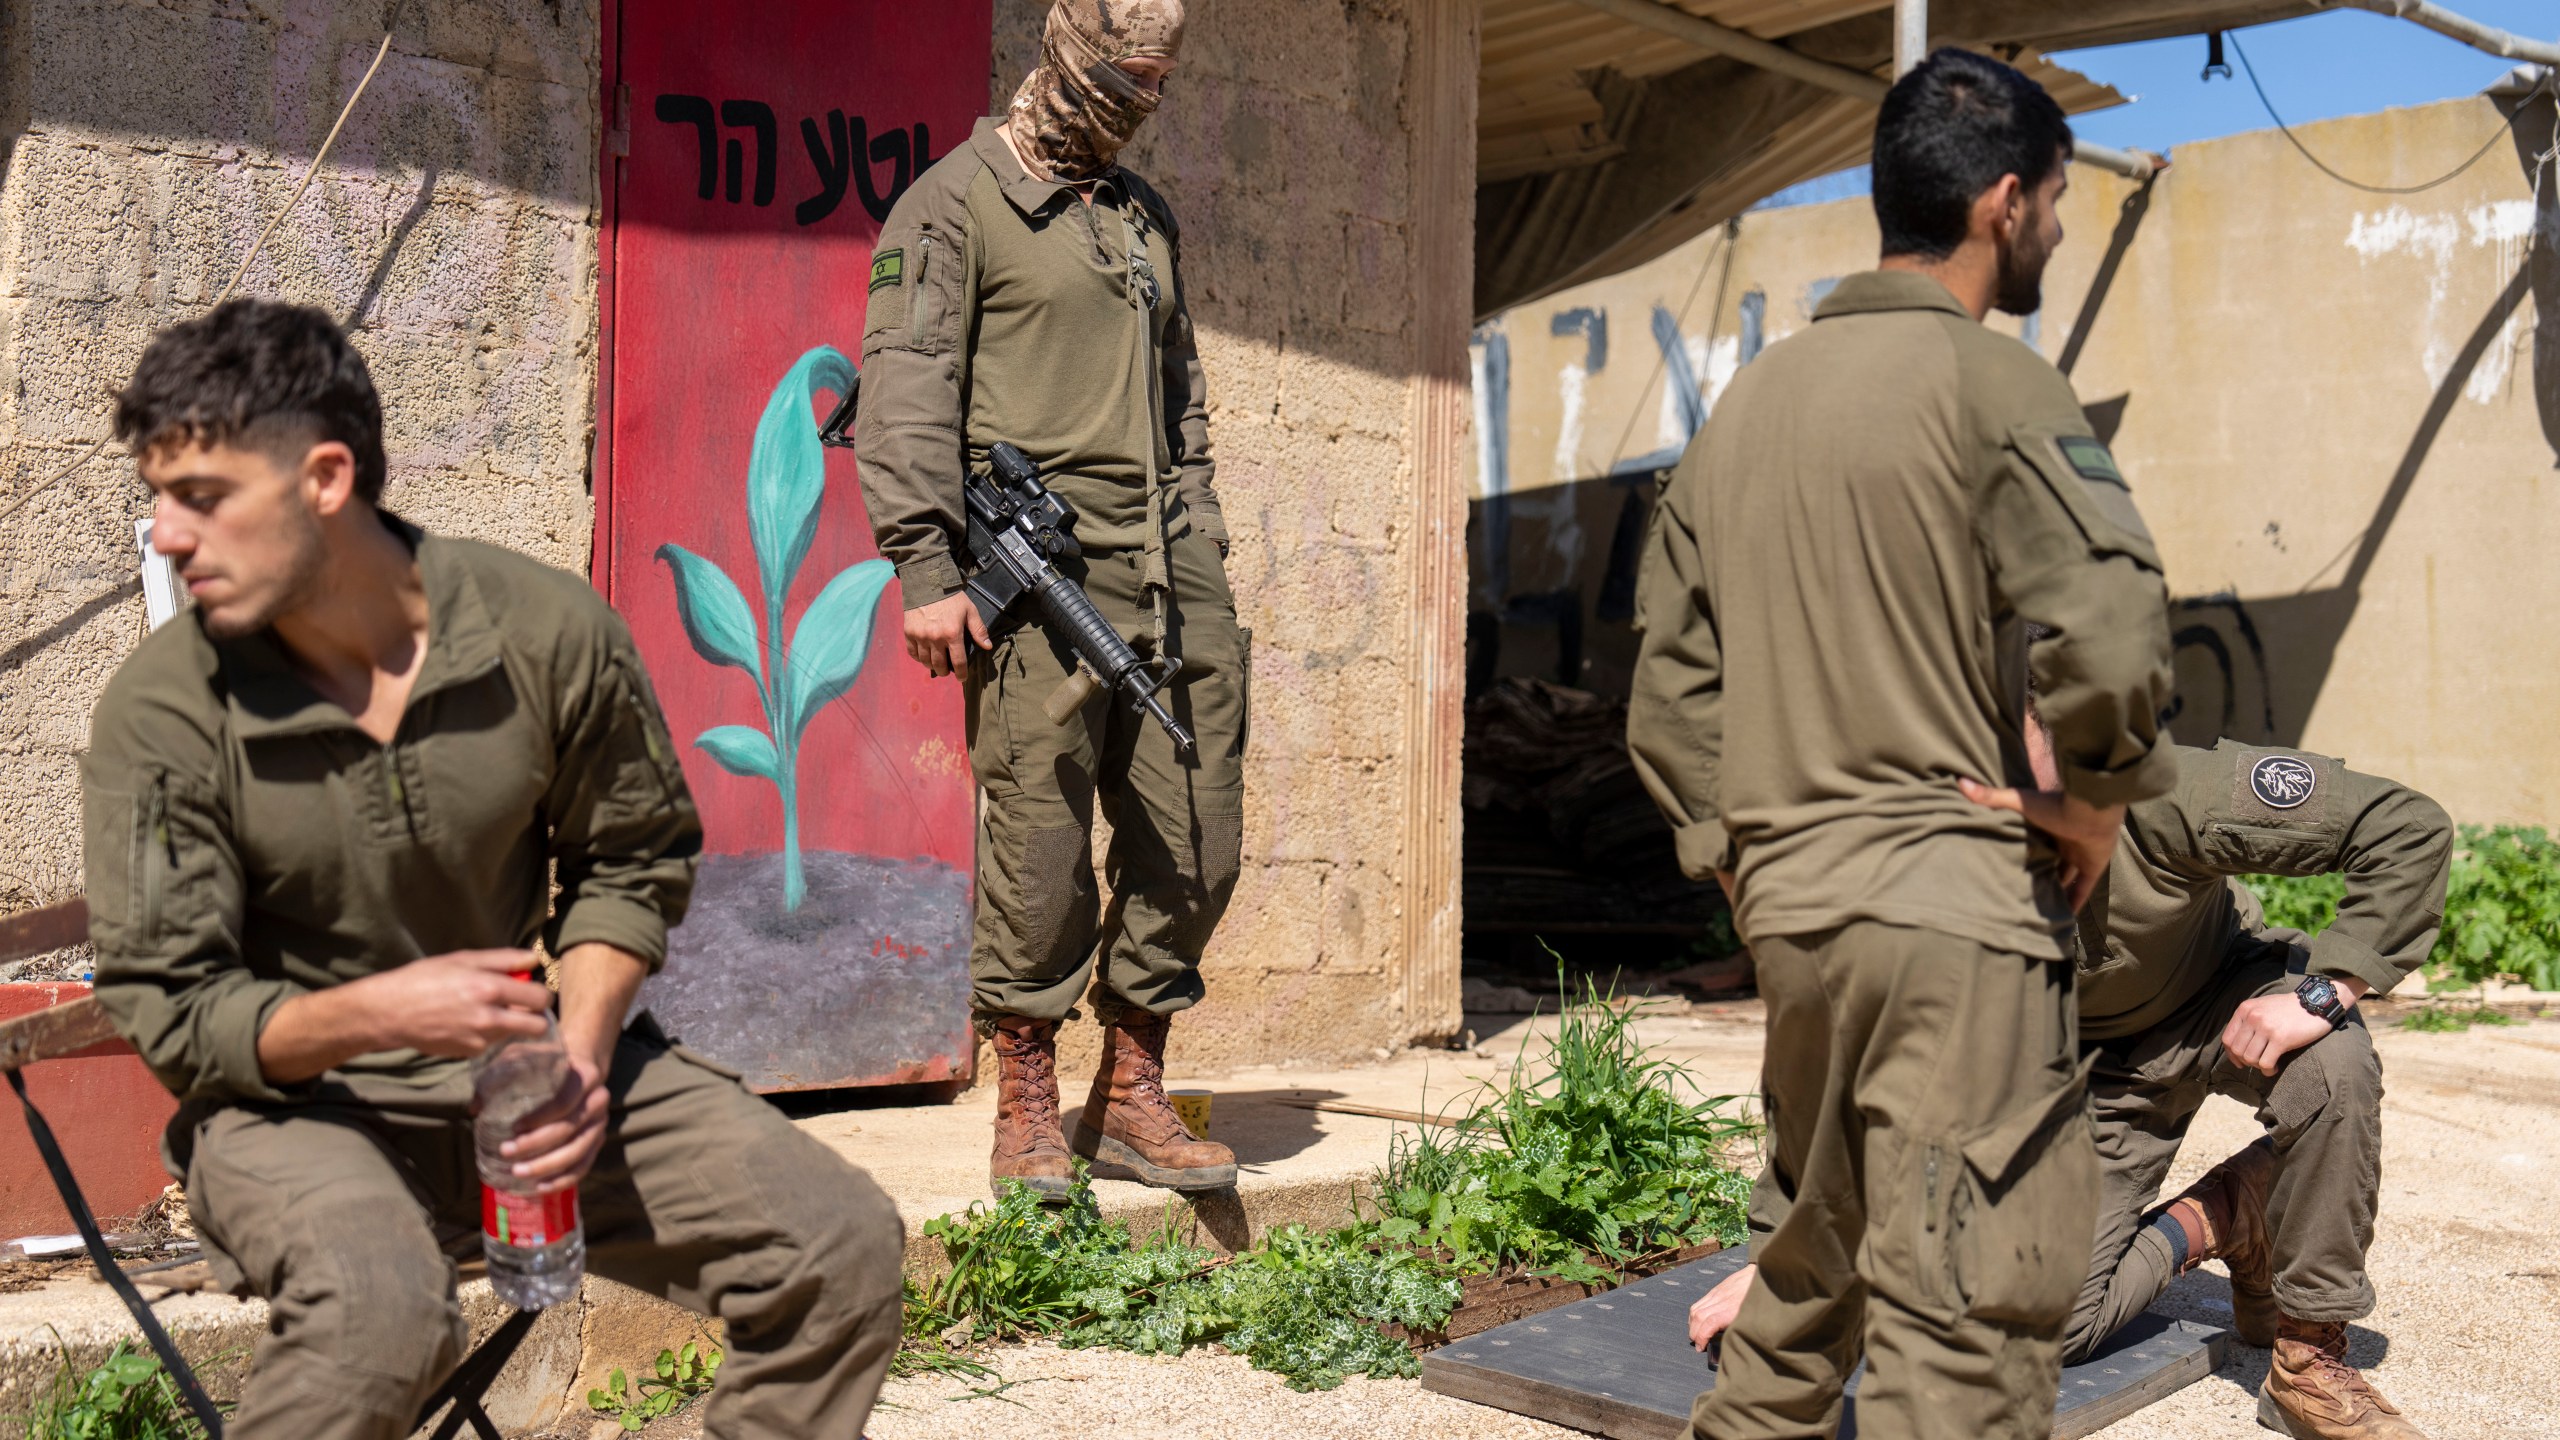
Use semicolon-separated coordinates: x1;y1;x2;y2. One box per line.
302;441;361;518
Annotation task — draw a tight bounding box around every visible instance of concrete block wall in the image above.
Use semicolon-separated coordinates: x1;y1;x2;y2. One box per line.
992;0;1473;1078
0;1;602;955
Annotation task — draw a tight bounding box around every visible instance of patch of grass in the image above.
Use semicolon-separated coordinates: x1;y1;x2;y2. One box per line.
2395;1003;2520;1034
14;1336;214;1440
906;1172;1212;1349
1358;974;1757;1283
1065;1226;1461;1389
586;1342;719;1432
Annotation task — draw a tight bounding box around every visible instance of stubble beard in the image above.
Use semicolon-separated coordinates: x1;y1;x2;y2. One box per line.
1994;228;2050;318
199;505;329;640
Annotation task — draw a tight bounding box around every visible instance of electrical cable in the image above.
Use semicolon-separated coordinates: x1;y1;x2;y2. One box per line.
0;2;410;530
2229;30;2533;196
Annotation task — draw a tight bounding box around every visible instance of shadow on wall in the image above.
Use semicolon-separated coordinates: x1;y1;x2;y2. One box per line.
2170;257;2541;749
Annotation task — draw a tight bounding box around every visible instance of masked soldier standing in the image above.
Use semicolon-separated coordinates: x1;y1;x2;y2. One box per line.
855;0;1241;1198
1629;50;2176;1439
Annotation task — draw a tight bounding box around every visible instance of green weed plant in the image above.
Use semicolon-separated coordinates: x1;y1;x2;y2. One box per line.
1357;977;1756;1283
586;1342;720;1431
2243;824;2560;991
15;1337;212;1440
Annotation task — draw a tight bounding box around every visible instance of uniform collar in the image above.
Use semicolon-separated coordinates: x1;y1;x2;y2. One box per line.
222;512;506;740
1812;270;1975;322
970;115;1123;218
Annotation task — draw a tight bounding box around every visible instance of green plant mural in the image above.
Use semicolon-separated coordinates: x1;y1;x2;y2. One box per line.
658;346;893;912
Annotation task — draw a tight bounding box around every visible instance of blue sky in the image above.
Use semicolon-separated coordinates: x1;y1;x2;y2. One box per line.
1758;3;2555;208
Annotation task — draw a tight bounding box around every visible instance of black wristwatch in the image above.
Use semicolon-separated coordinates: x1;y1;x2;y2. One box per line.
2294;973;2351;1029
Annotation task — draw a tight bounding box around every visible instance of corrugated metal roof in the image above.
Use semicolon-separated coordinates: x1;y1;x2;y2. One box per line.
1481;0;2131;183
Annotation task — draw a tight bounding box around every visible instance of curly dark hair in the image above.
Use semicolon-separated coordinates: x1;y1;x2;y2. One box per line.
114;299;387;502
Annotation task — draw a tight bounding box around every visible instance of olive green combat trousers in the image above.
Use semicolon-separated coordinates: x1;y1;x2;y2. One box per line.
1696;923;2098;1440
964;523;1246;1022
2065;937;2383;1363
181;1023;904;1440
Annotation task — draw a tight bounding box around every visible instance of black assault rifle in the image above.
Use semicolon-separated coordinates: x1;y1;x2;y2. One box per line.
819;376;1195;756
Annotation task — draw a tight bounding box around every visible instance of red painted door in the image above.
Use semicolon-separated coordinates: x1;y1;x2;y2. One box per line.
599;1;990;1092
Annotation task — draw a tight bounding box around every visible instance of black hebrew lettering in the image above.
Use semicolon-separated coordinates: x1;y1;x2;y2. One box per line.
657;95;935;225
853;117;907;223
652;94;717;200
798;110;852;226
721;99;778;207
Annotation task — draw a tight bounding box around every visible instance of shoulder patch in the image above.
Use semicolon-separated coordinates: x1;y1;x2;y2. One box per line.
2054;435;2126;489
869;249;904;292
2248;754;2319;809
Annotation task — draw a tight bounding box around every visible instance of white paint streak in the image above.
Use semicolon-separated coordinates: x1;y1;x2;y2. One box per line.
1701;334;1742;414
2345;200;2546;399
1553;362;1587;483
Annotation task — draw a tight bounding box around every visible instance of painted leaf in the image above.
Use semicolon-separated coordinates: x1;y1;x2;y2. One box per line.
782;559;896;743
692;725;780;782
655;544;763;691
748;345;856;617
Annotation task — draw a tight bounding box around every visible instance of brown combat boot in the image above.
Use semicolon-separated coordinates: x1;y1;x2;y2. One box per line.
1072;1010;1237;1191
2257;1316;2429;1439
987;1016;1073;1201
2166;1136;2278;1346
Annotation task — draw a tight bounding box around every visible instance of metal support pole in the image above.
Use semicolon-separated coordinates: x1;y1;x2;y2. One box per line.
2313;0;2560;66
1563;0;2160;179
1895;0;1929;78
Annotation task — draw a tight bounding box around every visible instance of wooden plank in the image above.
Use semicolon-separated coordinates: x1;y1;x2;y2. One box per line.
1423;1251;2227;1439
0;996;121;1072
0;897;87;965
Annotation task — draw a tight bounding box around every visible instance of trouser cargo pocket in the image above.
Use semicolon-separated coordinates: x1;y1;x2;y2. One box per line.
1937;1056;2099;1326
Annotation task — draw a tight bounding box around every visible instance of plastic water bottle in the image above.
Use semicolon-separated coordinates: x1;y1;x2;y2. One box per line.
471;983;585;1310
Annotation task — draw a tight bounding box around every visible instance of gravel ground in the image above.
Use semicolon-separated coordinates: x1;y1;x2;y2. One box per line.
855;1017;2560;1440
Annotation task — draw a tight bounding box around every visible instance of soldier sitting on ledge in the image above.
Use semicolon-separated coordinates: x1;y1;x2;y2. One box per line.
84;298;905;1440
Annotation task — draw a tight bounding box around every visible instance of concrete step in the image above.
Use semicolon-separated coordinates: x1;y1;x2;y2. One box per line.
0;1004;1769;1434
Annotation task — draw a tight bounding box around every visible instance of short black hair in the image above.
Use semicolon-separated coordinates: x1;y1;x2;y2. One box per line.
1871;48;2073;261
114;299;387;503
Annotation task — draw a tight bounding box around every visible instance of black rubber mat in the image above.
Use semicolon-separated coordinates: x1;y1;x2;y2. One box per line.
1423;1248;2228;1439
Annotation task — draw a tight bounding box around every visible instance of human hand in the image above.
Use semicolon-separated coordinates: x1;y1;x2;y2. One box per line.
1957;778;2125;911
353;950;552;1059
904;592;990;678
496;1045;610;1193
1689;1263;1756;1353
2221;993;2338;1077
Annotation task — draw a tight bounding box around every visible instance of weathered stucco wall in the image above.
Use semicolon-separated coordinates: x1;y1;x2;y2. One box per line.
992;0;1475;1075
1477;93;2560;833
0;0;602;967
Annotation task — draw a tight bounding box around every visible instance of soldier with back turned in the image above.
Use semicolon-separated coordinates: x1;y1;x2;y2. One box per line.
1628;48;2177;1439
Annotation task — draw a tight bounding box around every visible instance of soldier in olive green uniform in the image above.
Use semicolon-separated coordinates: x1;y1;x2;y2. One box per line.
1629;51;2174;1439
86;301;902;1440
2061;737;2446;1439
854;0;1240;1198
1686;736;2450;1440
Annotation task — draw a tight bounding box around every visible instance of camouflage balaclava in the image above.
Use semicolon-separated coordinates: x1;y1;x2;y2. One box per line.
1006;0;1185;182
